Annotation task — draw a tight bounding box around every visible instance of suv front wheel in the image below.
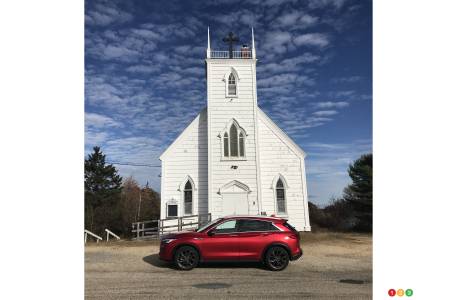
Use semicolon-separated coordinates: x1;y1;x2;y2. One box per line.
174;246;199;270
264;246;290;271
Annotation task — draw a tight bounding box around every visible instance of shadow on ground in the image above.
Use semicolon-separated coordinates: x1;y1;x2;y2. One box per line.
143;254;267;270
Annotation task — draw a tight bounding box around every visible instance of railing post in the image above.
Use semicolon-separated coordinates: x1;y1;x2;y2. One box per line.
84;232;87;244
106;231;109;242
178;217;182;231
157;220;160;238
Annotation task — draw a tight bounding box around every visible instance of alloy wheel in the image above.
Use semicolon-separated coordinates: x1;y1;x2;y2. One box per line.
175;246;198;270
266;246;289;271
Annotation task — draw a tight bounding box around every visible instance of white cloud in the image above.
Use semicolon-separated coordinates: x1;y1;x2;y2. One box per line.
85;3;133;27
273;11;318;29
313;110;338;116
85;130;109;147
85;112;122;129
258;53;320;74
261;30;293;54
314;101;349;109
293;33;329;48
308;0;348;10
103;45;140;60
126;65;159;74
131;29;161;41
258;73;314;88
332;76;362;83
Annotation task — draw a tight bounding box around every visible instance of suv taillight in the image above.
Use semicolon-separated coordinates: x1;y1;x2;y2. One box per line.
283;222;300;240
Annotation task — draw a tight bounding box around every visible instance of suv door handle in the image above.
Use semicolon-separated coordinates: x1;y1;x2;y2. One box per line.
230;234;239;237
260;233;269;236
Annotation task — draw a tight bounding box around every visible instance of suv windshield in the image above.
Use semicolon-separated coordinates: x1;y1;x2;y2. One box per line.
196;218;223;232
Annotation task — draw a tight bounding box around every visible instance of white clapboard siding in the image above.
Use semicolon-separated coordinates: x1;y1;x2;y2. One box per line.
160;109;208;218
257;109;310;230
207;59;260;220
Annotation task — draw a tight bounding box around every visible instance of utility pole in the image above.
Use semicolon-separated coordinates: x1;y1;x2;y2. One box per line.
137;191;142;221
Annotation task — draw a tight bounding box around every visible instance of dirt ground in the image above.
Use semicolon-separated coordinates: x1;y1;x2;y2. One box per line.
85;232;372;299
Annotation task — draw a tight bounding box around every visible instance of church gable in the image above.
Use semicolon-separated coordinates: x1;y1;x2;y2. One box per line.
257;107;306;159
159;108;207;161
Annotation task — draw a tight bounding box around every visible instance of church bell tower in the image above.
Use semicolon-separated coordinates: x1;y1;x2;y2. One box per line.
205;28;262;219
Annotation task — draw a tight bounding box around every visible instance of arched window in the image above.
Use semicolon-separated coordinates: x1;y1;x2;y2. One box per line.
223;132;229;157
276;179;286;214
184;181;193;215
230;123;238;156
228;73;236;96
239;132;245;156
223;121;246;159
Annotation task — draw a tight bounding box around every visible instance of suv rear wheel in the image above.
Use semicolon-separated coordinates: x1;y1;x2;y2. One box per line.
174;246;199;270
265;246;289;271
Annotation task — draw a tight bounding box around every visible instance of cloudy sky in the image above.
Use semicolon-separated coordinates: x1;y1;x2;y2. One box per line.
85;0;372;206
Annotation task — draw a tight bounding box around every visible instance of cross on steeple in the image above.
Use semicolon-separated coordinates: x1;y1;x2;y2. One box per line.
223;32;239;58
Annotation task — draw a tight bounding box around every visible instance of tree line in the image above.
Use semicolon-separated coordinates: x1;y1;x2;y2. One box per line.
84;146;160;238
309;153;373;232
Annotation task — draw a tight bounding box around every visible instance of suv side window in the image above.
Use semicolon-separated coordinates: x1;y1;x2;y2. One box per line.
237;219;279;232
213;220;237;234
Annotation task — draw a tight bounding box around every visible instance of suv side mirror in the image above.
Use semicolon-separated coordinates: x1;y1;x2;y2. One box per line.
207;230;215;236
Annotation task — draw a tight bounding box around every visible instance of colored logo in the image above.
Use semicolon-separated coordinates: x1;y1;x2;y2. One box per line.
388;288;413;297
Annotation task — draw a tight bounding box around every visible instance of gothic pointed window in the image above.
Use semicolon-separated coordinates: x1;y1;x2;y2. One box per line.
184;181;193;215
222;121;245;159
230;123;238;157
276;179;286;214
239;132;245;156
223;132;229;157
228;73;236;96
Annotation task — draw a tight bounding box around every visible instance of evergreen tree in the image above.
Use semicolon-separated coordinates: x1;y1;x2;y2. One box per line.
343;153;373;232
84;146;122;233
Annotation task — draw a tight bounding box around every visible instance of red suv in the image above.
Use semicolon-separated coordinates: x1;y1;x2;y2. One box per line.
159;216;302;271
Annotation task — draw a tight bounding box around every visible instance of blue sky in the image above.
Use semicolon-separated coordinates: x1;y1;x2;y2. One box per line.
85;0;372;206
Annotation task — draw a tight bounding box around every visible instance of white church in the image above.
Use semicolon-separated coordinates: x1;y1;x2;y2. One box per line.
159;29;311;231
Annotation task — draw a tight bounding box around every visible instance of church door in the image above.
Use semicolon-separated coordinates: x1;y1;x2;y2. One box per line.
222;193;249;215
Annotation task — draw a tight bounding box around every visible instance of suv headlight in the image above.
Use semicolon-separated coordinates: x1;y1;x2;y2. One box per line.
161;238;176;244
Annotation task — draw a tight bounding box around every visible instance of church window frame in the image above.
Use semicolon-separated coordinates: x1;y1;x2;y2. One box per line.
272;174;289;215
220;119;247;161
184;181;193;215
179;176;196;216
166;202;178;218
224;68;239;98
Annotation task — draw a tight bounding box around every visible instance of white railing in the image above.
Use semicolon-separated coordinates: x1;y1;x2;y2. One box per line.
84;229;103;244
210;50;252;59
210;50;228;58
105;229;120;242
132;213;212;240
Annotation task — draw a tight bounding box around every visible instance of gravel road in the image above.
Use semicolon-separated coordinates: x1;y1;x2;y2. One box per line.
85;232;372;299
